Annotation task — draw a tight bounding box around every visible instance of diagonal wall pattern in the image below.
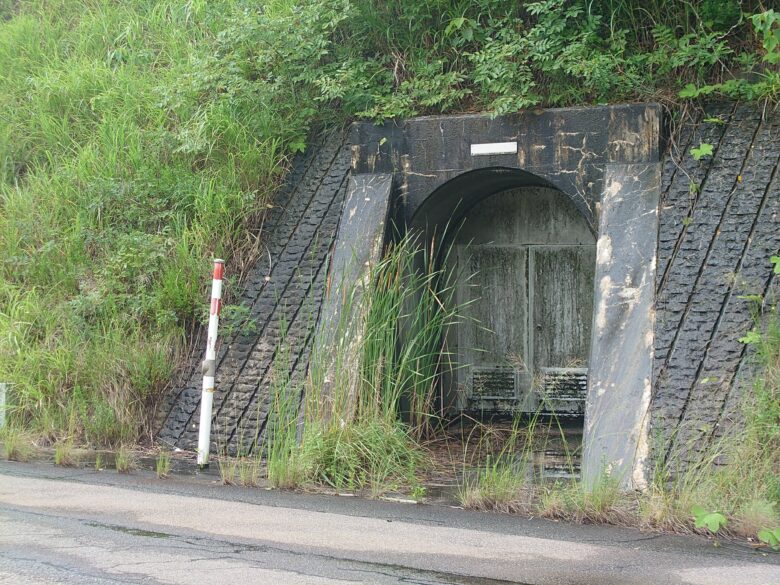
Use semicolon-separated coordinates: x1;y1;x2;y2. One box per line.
158;132;351;454
652;103;780;469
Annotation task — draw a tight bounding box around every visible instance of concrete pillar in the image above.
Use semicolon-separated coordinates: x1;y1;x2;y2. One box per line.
315;174;394;400
582;163;662;491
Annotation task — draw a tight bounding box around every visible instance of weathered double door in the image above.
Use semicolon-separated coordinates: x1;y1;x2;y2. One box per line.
451;187;596;415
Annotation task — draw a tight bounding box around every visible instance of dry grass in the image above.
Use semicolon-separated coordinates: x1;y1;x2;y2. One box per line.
53;441;78;467
538;477;633;525
218;456;238;485
2;427;34;462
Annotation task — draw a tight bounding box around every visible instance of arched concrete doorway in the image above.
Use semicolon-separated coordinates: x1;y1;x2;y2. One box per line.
407;170;597;418
326;104;662;488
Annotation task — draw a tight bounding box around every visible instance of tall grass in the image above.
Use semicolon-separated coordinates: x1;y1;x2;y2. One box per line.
457;417;534;513
656;300;780;535
457;409;583;514
0;1;301;445
264;231;464;494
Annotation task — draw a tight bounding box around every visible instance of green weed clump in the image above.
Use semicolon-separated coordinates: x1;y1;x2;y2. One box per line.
539;475;629;525
298;419;421;495
53;441;78;467
114;445;134;473
155;450;171;479
457;418;533;513
262;232;462;495
1;427;34;462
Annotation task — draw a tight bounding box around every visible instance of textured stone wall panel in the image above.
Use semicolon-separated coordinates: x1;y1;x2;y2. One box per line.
653;103;780;469
158;132;351;452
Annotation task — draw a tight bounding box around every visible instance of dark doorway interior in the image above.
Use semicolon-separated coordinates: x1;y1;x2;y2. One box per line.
439;186;596;418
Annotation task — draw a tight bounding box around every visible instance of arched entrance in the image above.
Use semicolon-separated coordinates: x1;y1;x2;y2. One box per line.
406;170;596;418
330;104;662;488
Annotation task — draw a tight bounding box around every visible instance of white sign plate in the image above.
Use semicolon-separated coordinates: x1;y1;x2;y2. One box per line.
470;141;518;156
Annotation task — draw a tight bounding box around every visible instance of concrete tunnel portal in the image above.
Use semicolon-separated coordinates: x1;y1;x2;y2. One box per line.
408;170;597;424
162;103;670;490
338;104;663;489
160;102;780;491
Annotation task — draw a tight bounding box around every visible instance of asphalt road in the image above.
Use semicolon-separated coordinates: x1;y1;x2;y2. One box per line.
1;461;779;584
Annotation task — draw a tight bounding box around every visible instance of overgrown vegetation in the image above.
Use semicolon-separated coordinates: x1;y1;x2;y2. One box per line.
1;426;34;462
259;232;462;495
1;0;777;446
675;297;780;538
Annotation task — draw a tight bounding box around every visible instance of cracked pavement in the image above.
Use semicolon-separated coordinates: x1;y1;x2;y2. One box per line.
1;462;779;584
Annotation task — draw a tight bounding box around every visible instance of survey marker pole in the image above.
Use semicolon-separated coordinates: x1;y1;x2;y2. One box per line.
197;259;224;468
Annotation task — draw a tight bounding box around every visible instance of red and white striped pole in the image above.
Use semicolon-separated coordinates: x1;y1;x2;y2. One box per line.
197;259;224;467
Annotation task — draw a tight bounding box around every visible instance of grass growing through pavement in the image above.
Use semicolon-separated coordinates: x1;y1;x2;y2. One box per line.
53;440;78;467
114;445;134;473
457;417;530;512
155;450;171;479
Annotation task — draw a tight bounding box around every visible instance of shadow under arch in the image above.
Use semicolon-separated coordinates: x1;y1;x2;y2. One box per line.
392;165;598;423
406;166;597;241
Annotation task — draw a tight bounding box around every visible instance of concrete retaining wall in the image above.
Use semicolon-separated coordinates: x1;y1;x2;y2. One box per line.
158;102;779;477
653;102;780;470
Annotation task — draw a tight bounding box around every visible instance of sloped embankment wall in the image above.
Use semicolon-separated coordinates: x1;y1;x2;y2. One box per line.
652;102;779;468
159;103;779;470
158;132;351;454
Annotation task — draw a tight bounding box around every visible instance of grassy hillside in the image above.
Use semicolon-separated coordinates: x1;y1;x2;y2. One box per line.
0;0;777;446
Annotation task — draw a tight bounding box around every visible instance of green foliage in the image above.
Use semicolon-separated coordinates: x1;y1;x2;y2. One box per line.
539;472;626;524
114;445;134;473
155;450;171;479
758;526;780;550
298;419;421;494
54;441;77;467
692;504;727;534
690;142;714;160
678;9;780;101
458;418;533;513
751;10;780;65
700;0;742;31
0;1;292;445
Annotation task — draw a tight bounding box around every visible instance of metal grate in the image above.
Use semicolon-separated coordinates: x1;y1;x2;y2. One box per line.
538;367;588;415
471;367;517;399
